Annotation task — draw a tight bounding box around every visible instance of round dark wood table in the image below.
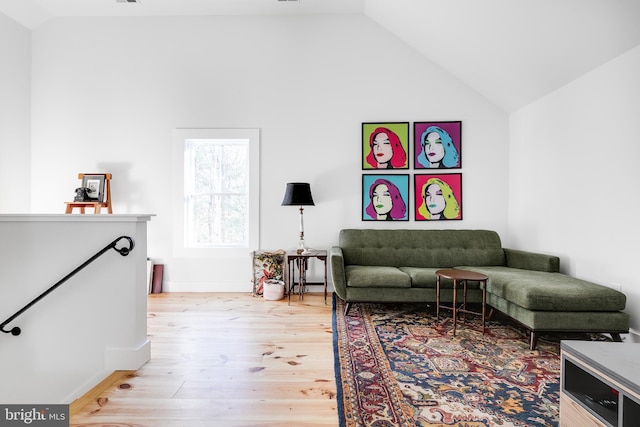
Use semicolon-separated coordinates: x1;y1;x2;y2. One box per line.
435;269;489;335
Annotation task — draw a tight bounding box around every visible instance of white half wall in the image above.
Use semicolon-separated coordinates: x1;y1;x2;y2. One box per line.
509;45;640;331
27;15;509;291
0;215;152;404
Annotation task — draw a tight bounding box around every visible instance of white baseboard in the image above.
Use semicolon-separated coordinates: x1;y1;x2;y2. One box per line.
162;281;253;292
104;339;151;370
625;328;640;342
64;370;113;404
62;340;151;404
162;281;334;293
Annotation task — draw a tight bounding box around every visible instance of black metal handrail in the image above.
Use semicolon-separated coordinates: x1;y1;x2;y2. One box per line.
0;235;135;336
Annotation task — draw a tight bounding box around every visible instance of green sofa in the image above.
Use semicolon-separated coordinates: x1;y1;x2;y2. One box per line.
330;229;629;349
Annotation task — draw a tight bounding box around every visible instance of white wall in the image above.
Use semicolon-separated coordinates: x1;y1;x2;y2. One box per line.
28;15;509;291
0;13;31;211
509;45;640;331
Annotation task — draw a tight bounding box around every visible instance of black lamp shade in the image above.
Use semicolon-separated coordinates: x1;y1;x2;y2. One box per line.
281;182;315;206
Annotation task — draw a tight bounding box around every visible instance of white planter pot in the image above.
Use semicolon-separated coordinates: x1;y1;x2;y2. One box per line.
263;280;285;300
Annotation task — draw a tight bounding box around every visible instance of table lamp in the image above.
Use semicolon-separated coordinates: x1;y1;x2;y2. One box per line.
281;182;315;254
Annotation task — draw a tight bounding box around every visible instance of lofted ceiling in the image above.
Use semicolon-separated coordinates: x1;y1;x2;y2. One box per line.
1;0;639;112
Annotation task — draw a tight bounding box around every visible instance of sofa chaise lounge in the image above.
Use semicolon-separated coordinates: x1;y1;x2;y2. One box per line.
330;229;629;349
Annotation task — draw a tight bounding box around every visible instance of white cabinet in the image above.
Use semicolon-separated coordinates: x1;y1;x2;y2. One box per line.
561;341;640;427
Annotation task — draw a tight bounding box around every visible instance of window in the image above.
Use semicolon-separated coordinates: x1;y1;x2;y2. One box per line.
185;138;248;247
174;129;260;257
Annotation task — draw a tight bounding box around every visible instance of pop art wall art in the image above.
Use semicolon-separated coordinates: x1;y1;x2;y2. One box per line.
362;122;409;170
414;121;461;169
362;174;409;221
414;173;462;221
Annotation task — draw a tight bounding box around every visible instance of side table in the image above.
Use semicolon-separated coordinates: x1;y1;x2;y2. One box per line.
286;250;328;305
436;269;488;335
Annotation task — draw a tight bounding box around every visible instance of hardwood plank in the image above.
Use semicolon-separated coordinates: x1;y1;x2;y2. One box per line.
73;398;338;427
70;292;337;426
69;370;134;414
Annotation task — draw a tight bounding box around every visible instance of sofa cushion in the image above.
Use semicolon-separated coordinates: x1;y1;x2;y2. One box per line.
398;267;439;288
398;267;483;289
339;229;506;268
457;266;626;312
345;265;411;288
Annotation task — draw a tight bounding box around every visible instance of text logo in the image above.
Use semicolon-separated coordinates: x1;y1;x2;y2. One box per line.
1;405;68;426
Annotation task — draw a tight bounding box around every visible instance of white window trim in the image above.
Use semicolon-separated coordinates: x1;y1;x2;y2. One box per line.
173;128;260;258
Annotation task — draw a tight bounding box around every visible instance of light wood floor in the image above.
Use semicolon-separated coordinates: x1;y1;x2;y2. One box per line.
70;292;338;426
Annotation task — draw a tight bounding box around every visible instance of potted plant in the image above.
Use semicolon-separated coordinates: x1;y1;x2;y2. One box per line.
252;250;286;300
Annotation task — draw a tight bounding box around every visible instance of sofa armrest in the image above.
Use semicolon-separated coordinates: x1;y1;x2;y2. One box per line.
504;248;560;272
330;246;348;300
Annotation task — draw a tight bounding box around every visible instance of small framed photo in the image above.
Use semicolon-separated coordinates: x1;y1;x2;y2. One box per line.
414;121;461;169
362;174;409;221
362;122;409;170
82;174;106;202
414;173;462;220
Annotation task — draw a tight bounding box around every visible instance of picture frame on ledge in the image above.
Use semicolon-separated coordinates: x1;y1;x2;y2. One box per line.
82;174;106;202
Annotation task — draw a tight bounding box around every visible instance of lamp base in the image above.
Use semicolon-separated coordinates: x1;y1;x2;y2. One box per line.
297;239;306;254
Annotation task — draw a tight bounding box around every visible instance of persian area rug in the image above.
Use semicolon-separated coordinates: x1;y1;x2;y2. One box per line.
333;296;606;427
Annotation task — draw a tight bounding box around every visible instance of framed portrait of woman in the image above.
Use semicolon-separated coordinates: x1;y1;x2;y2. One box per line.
362;122;409;170
362;174;409;221
414;173;462;221
414;121;461;169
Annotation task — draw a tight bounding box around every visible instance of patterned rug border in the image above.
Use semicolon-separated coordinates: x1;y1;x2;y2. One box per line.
334;295;415;426
333;294;347;427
